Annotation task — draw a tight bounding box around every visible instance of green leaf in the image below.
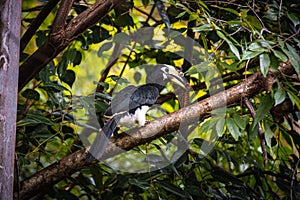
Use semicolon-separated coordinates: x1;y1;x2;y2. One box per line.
233;114;248;130
128;179;150;190
272;49;288;62
274;85;286;106
252;94;273;129
259;53;270;77
89;26;110;44
73;50;82;66
220;62;239;73
264;122;273;148
186;62;211;75
287;13;300;27
57;59;68;78
42;82;69;92
212;5;239;16
18;112;55;127
248;42;267;52
226;118;241;141
216;118;225;137
66;49;77;64
39;61;55;83
21;89;40;100
192;24;212;32
90;166;103;191
61;70;76;88
217;31;240;60
246;15;263;29
115;13;134;27
242;50;262;60
175;11;186;19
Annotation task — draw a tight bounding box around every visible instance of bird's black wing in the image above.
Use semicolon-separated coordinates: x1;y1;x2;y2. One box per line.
128;84;160;113
106;84;161;116
105;85;138;116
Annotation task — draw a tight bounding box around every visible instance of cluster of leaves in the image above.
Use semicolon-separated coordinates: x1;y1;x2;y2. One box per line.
17;0;299;199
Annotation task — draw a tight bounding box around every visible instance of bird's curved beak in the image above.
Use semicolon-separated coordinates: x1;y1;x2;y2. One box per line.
162;65;187;89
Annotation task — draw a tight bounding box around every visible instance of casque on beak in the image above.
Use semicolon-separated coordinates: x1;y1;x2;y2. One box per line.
161;65;187;89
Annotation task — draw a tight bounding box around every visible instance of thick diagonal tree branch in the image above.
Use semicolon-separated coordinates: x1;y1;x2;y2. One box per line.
18;0;123;90
15;62;295;200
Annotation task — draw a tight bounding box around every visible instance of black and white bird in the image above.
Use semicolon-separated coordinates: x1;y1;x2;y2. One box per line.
88;64;186;160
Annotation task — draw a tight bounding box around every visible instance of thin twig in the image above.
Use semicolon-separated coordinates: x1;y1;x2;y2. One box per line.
243;98;268;166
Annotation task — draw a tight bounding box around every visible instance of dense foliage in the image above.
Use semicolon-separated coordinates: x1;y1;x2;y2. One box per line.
16;0;299;199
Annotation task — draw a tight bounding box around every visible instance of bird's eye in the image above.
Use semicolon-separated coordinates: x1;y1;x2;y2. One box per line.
163;67;169;73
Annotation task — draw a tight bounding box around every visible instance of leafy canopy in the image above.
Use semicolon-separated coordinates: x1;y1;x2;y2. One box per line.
17;0;300;199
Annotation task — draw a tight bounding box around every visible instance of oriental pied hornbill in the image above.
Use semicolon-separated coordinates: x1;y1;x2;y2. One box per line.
88;64;186;160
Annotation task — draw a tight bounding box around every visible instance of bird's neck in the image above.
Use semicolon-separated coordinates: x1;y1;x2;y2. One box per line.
146;83;165;91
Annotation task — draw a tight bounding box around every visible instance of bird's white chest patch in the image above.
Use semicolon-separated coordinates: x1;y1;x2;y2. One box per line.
119;106;150;127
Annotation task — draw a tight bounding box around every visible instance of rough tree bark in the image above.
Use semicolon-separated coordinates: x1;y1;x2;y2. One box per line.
0;0;21;199
15;62;296;199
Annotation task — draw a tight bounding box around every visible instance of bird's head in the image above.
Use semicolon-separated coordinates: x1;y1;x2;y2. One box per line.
160;64;186;89
146;64;187;89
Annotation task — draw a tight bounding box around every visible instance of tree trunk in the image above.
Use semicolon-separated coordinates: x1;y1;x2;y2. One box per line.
0;0;21;199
